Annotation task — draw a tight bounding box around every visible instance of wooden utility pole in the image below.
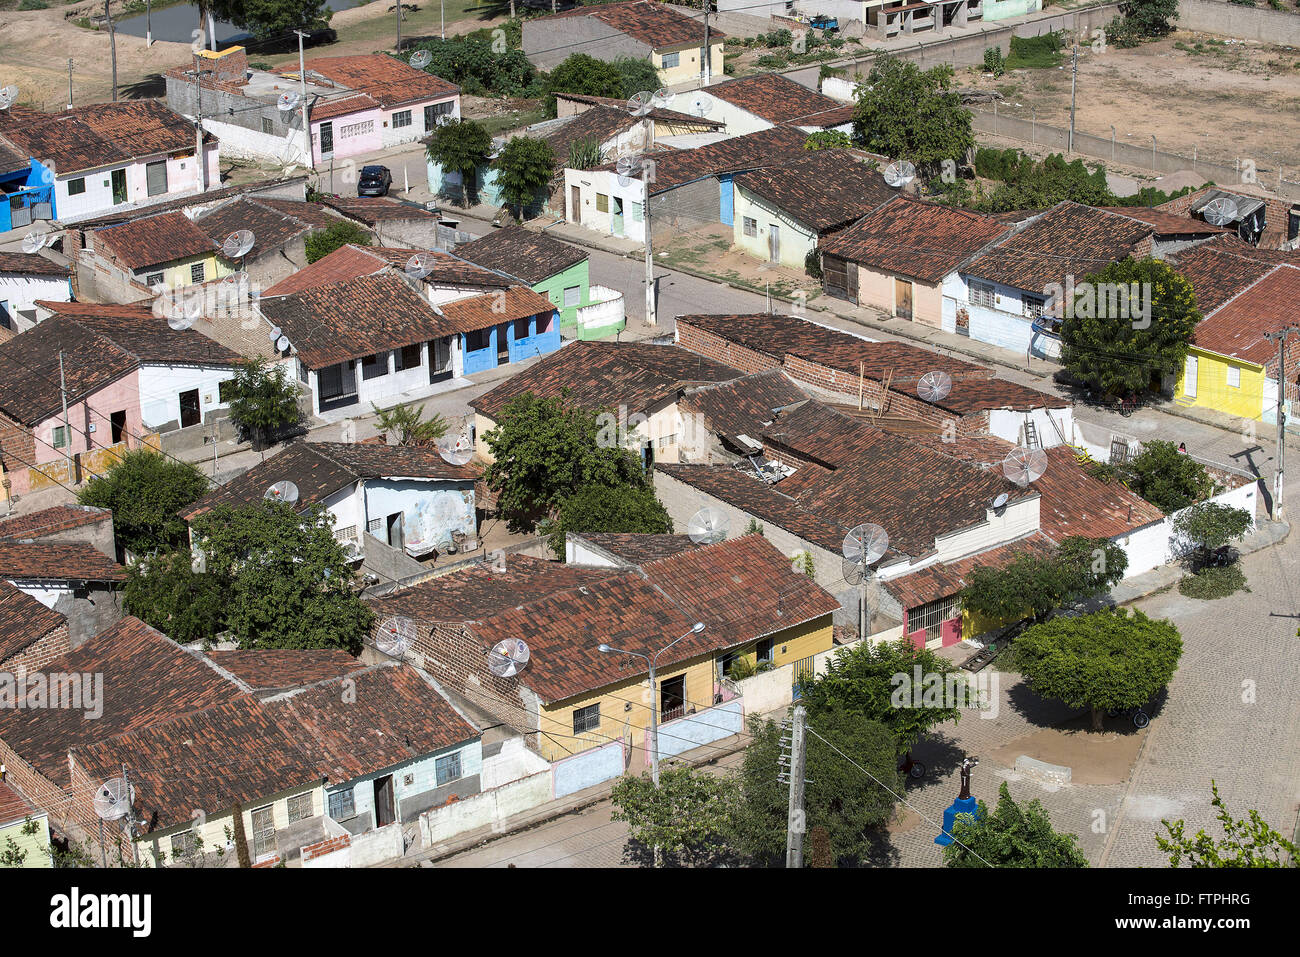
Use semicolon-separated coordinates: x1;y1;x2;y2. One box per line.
703;6;711;86
106;1;118;102
1068;44;1078;154
396;0;402;52
66;59;73;110
231;802;252;867
1265;327;1298;520
782;705;808;868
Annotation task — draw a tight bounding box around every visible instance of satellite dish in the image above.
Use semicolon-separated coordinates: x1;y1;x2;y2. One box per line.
628;91;654;117
223;270;248;286
842;523;889;567
0;86;18;110
275;334;291;352
992;492;1010;510
264;480;300;504
1000;447;1048;487
267;325;282;341
686;506;729;545
278;142;300;173
841;557;865;586
687;92;713;117
222;229;255;259
409;50;432;70
651;88;671;108
616;154;642;187
882;160;916;188
277;91;300;112
20;225;49;254
435;112;454;127
487;637;530;678
1201;196;1239;226
404;251;437;280
376;616;418;659
917;370;953;403
437;433;473;466
93;778;134;822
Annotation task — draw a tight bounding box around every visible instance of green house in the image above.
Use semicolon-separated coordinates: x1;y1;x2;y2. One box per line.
0;782;52;867
453;225;625;340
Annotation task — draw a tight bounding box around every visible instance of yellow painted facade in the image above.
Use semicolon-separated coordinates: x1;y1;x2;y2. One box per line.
151;252;230;291
961;606;1023;642
141;782;322;867
654;41;726;86
1174;347;1267;421
535;615;834;762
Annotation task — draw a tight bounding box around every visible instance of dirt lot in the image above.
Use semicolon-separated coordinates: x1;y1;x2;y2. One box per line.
964;31;1300;176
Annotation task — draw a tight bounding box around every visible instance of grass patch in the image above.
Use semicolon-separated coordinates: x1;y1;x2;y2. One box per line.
475;104;546;138
1177;564;1250;600
1004;32;1066;70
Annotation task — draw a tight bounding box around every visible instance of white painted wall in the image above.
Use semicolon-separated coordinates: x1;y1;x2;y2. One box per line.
322;483;364;543
201;117;311;166
362;478;476;555
419;770;553;848
564;168;647;243
988;406;1074;449
379;95;461;149
4;580;72;610
565;537;622;565
480;737;552;790
0;274;70;331
55;145;220;223
137;363;238;431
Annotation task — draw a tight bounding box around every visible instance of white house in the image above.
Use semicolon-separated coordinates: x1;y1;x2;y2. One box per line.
672;72;853;137
0;253;70;333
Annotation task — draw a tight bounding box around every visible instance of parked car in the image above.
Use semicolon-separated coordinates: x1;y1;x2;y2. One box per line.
358;165;392;197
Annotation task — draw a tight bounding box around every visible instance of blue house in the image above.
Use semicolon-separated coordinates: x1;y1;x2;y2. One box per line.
441;285;563;376
0;157;56;232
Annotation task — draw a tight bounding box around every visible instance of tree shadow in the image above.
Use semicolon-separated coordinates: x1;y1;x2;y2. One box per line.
119;74;168;100
910;733;966;780
621;836;748;868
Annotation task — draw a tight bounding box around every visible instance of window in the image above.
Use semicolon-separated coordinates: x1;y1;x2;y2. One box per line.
424;101;454;128
145;160;168;197
743;217;757;238
1023;294;1046;321
145;272;164;288
52;425;68;449
466;327;491;352
392;110;413;129
756;637;775;664
190;262;205;284
573;703;600;735
218;379;235;404
717;650;740;679
250;805;276;860
909;595;963;645
629;201;643;223
596;193;609;213
261;116;275;135
435;751;462;787
661;51;680;69
361;351;388;380
339;120;374;138
67;177;86;196
394;343;421;371
969;281;995;309
562;285;581;308
368;517;384;534
297;359;309;383
514;317;530;341
169;831;197;861
1227;366;1241;388
287;793;313;823
328;787;356;821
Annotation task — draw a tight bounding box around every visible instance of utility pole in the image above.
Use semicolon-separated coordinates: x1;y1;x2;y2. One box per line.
703;5;711;86
58;350;72;475
146;0;152;46
643;165;656;326
106;0;118;102
190;61;208;194
1068;43;1078;155
1265;327;1298;521
396;0;402;53
782;705;808;868
295;30;313;171
441;0;446;40
66;59;73;111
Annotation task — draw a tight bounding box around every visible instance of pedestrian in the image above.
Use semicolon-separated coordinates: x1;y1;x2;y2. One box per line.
1178;442;1187;454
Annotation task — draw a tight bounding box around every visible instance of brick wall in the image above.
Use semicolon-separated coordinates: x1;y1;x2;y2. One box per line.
0;413;36;497
301;833;350;862
675;320;782;376
0;623;71;674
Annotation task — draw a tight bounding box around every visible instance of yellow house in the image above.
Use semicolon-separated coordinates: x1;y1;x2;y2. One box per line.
91;209;231;296
654;40;727;86
0;782;52;867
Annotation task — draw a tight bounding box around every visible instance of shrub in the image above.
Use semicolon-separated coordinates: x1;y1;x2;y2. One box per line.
755;54;788;69
983;46;1005;77
18;0;49;9
1005;32;1065;70
804;247;823;279
1178;564;1249;600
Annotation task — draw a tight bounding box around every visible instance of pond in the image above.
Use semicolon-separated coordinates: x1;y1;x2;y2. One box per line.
112;0;363;47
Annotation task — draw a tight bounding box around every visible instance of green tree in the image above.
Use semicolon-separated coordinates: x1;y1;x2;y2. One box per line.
543;54;659;117
370;402;449;447
406;36;537;98
544;483;672;557
494;136;556;220
1011;608;1182;731
192;501;373;652
945;781;1090;868
1116;0;1179;38
804;130;852;151
1171;502;1252;570
973;151;1115;212
1157;781;1298;868
0;819;38;868
962;537;1127;625
77;449;210;556
730;709;900;866
852;56;973;179
303;220;371;263
1059;257;1201;399
482;392;647;532
225;358;302;451
568;136;604;170
610;766;737;864
212;0;330;38
1123;440;1215;513
426;119;493;207
797;638;964;751
124;549;227;646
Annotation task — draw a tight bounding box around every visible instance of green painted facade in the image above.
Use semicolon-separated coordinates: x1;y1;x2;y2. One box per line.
983;0;1041;21
532;258;626;340
0;813;52;868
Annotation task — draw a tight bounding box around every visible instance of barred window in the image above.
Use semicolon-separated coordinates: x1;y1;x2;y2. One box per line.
969;281;995;309
368;517;384;534
169;831;197;861
335;525;358;543
261;116;275;135
393;110;413;129
662;52;680;69
909;594;962;644
190;262;205;284
743;217;757;238
435;751;462;786
287;792;313;823
250;805;276;860
328;787;355;821
573;703;600;735
596;193;609;213
1023;294;1046;321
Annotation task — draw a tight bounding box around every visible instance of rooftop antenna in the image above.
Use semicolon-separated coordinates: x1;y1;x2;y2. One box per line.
650;88;671;109
276;90;300;113
404;251;437;281
686;506;729;545
882;160;916;188
842;522;888;639
916;370;953;403
408;50;432;70
20;224;50;254
164;287;203;330
93;776;135;868
991;492;1010;511
1000;447;1048;487
376;615;418;660
436;432;473;466
487;637;530;678
616;154;647;188
628;90;654;117
221;229;256;271
1201;196;1239;226
264;480;300;504
0;86;18;111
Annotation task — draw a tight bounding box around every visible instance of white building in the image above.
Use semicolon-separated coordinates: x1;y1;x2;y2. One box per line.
0;253;70;333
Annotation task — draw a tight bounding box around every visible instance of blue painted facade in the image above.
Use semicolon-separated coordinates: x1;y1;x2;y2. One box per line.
719;173;735;227
0;160;56;232
325;738;483;830
460;309;562;376
552;741;624;798
655;699;744;759
961;273;1062;360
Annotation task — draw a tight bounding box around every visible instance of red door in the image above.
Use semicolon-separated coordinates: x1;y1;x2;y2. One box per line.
940;617;962;647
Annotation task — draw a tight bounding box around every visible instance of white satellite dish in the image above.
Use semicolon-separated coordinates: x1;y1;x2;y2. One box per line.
166;305;200;331
882;160;916;188
917;370;953;403
992;492;1010;510
278;142;300;173
275;334;291;352
687;92;713;117
686;506;729;545
842;523;889;567
437;433;473;466
1001;447;1048;487
616;154;643;188
1201;196;1239;226
223;270;248;286
376;615;418;659
435;112;454;128
651;88;671;108
628;90;654;117
267;325;282;341
487;637;530;678
404;251;437;280
264;480;300;504
20;225;49;254
277;91;300;112
0;86;18;111
841;557;865;585
409;50;432;70
93;778;135;822
222;229;256;259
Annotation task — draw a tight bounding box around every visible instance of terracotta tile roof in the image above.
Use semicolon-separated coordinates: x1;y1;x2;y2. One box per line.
93;211;218;271
883;533;1056;610
71;177;310;229
1034;445;1164;540
0;133;28;178
0;252;68;278
922;377;1070;414
1192;263;1300;365
819;196;1009;284
0;100;201;175
1167;235;1286;314
204;649;364;691
0;580;65;663
0;505;111;541
538;105;643;167
437;285;558;336
677;369;810;445
0;315;134;423
260;243;385;297
0;617;243;781
0;780;40;826
0;540;125;582
964;202;1155;292
790;103;855;128
364;246;511;289
629;125;810;193
733;149;900;233
538;1;723;48
192;197;340;259
470;341;742;421
309;91;383;121
556;92;724;130
267;664;479;783
183;440;479;520
570;532;701;564
445;227;589;285
706;72;841;126
304;54;459;109
1097;206;1229;237
39;301;243;365
316;195;440;225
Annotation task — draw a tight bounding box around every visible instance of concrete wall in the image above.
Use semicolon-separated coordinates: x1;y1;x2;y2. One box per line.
524;17;650;71
138;364;237;433
362;478;476;556
481;736;552;790
1179;0;1300;44
0;274;71;332
552;740;625;797
54;146;221;225
654;697;744;758
565;168;648;243
651;175;723;237
988;405;1073;448
419;770;553;848
733;185;817;270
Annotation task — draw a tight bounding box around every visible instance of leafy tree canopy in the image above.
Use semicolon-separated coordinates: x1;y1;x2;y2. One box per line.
1117;0;1179;38
1123;440;1215;513
211;0;331;38
370;402;449;448
1157;781;1298;868
1171;502;1252;569
225;357;302;450
404;36;538;98
962;537;1127;624
804;130;853;151
543;54;660;117
853;57;973;178
78;449;210;556
124;549;226;646
304;220;371;264
945;781;1090;868
544;483;671;558
1011;607;1183;730
494;136;556;220
972;149;1115;212
610;766;736;864
426;119;494;206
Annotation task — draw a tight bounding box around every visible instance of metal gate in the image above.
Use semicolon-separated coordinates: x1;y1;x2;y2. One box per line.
791;655;816;700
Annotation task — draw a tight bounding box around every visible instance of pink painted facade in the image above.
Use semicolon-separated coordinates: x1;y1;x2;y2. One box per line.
33;370;142;466
310;108;384;167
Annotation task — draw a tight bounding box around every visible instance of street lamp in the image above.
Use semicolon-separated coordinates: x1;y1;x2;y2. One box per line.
598;621;705;787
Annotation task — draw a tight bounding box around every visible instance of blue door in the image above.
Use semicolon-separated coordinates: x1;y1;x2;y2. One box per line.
719;175;734;227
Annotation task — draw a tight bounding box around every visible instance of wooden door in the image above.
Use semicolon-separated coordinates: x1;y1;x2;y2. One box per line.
894;278;913;319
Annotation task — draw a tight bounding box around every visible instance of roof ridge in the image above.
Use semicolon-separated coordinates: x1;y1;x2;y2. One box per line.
1204;262;1287;318
288;440;365;482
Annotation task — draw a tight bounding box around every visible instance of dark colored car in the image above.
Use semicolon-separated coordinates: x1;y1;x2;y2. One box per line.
358;165;392;197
